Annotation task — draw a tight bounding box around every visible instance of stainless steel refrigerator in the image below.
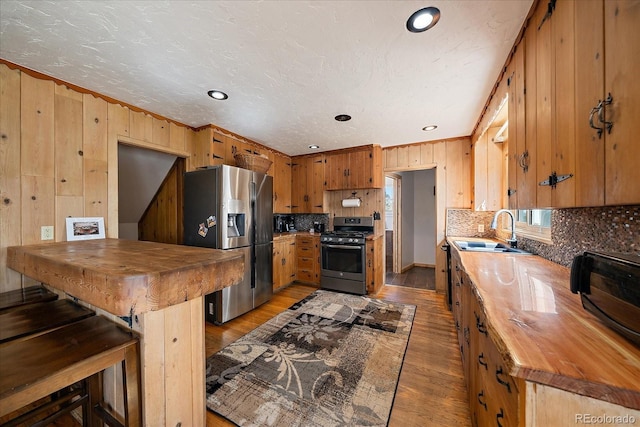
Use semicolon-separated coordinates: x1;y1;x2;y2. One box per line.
183;165;273;324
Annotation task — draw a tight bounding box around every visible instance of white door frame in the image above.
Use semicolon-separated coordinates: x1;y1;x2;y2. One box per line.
385;173;402;274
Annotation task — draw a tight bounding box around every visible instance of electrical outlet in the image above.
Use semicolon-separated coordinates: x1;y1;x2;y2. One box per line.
477;224;485;233
41;226;54;240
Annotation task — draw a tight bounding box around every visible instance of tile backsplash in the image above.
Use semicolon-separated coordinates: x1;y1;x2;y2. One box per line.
293;214;329;232
446;205;640;267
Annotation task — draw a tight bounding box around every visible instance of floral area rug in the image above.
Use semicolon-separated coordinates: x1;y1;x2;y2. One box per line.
206;289;416;426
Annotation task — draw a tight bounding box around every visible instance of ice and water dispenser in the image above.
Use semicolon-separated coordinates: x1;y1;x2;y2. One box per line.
226;213;246;237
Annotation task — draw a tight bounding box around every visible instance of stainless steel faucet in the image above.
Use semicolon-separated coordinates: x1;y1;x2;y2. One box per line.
490;209;517;248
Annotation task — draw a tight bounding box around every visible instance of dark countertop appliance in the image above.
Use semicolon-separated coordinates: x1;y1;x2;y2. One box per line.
274;214;295;233
570;251;640;346
183;165;273;324
320;216;374;295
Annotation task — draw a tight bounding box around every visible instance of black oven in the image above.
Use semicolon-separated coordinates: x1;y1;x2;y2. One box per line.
320;216;374;295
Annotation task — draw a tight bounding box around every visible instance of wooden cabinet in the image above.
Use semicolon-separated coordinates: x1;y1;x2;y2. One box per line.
273;154;292;213
506;36;530;209
468;289;519;427
291;155;325;213
450;243;640;425
325;145;382;190
574;0;640;206
273;236;296;291
507;0;640;208
452;252;520;427
295;235;320;285
365;237;384;295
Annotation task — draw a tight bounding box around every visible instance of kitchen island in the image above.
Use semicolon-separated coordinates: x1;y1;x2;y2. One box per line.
6;238;244;426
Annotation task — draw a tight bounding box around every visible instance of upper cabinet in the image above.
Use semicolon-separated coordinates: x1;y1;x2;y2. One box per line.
291;154;325;213
507;0;639;208
325;145;383;190
273;153;292;213
575;0;640;206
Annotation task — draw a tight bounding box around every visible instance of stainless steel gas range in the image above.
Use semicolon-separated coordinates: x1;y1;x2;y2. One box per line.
320;216;374;295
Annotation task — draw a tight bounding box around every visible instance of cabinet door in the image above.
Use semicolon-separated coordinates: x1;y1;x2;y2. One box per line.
309;155;325;213
210;131;225;166
520;25;539;209
326;152;349;190
604;0;640;205
291;158;307;213
348;149;369;189
535;2;554;208
273;240;284;291
506;47;520;209
574;0;605;206
551;0;577;207
286;239;297;284
273;154;292;213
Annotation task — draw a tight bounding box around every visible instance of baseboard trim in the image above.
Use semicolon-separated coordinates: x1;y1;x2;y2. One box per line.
401;263;435;273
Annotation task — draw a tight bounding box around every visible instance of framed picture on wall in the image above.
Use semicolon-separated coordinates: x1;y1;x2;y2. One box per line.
65;217;106;241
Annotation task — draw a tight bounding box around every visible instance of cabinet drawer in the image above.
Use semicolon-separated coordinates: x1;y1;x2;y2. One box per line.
297;270;316;283
297;256;315;270
297;236;316;247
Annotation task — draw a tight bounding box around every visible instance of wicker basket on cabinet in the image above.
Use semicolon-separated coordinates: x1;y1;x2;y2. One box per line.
234;153;272;174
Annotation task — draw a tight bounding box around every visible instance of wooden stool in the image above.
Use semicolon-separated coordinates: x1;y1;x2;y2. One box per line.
0;315;141;427
0;285;58;312
0;299;95;344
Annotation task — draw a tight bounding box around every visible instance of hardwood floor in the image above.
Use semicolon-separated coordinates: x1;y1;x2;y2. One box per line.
206;284;471;426
385;266;436;290
40;284;470;426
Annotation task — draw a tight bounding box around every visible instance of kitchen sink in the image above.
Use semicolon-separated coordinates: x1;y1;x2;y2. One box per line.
452;240;530;254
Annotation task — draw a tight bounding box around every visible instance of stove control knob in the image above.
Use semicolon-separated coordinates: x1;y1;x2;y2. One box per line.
348;238;354;243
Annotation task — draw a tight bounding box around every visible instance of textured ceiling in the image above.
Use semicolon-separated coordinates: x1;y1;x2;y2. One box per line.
0;0;532;156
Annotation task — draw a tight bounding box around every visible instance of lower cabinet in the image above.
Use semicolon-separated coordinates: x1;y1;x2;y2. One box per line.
453;252;520;427
451;250;638;426
273;236;296;291
468;291;519;427
365;237;384;295
295;235;320;285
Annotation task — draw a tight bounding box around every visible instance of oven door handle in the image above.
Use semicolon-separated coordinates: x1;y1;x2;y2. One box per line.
324;244;363;250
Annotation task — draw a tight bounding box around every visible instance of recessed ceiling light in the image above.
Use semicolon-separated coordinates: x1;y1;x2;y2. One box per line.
335;114;351;122
207;90;228;100
406;7;441;33
422;125;438;131
309;145;320;149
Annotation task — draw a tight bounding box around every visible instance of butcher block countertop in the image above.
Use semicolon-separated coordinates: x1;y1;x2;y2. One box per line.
6;238;244;317
448;237;640;410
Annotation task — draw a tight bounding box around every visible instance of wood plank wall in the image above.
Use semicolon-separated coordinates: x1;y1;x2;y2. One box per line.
0;63;194;293
382;137;471;295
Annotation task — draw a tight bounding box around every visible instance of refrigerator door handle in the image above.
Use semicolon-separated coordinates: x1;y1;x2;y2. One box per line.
250;180;256;290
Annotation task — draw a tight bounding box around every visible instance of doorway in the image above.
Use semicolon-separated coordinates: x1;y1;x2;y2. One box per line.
385;175;401;273
385;168;437;289
117;143;182;241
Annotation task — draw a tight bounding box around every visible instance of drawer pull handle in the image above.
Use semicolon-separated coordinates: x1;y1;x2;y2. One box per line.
497;408;505;427
478;353;488;370
477;390;487;411
496;367;512;393
475;312;488;336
